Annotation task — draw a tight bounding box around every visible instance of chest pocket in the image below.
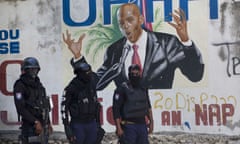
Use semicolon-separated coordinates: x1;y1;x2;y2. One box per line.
25;86;46;117
123;87;149;118
69;88;97;117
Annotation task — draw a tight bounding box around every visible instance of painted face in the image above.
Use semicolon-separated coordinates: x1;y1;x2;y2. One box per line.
128;69;141;87
118;4;144;43
129;69;141;77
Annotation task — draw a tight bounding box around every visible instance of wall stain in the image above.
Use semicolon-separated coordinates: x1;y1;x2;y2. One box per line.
0;0;26;3
220;2;228;35
34;0;61;54
226;120;240;130
218;2;240;61
0;0;19;29
0;0;61;54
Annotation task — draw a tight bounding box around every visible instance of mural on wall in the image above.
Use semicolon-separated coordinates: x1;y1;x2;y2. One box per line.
0;0;240;134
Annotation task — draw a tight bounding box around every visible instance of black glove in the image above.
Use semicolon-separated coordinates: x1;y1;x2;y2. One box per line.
96;125;105;144
95;102;102;124
118;135;129;144
64;125;76;143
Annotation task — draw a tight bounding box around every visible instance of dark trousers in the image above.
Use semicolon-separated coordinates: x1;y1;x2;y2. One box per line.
120;124;149;144
71;120;97;144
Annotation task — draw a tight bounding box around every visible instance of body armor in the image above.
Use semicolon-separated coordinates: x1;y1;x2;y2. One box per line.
122;83;149;119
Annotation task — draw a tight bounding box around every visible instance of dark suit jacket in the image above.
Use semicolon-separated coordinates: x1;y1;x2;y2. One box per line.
72;30;204;90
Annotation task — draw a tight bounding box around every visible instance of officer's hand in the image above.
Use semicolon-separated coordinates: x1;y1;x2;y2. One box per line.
116;127;124;137
34;120;43;135
69;136;76;144
148;121;154;134
64;125;76;143
48;124;53;134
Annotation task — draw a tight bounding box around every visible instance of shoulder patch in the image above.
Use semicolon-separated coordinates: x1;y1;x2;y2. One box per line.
114;93;119;100
16;93;22;100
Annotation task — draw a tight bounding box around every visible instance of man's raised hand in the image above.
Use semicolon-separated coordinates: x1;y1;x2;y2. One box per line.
62;30;86;59
168;8;189;42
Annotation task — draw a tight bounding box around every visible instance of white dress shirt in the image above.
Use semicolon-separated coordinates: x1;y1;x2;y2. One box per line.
125;31;147;76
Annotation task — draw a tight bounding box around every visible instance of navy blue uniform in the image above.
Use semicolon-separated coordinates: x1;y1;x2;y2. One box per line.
113;82;152;144
14;73;50;144
61;72;99;144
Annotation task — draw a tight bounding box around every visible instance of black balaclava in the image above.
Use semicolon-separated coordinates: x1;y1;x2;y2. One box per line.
128;64;142;88
74;63;92;83
25;68;39;79
76;70;92;83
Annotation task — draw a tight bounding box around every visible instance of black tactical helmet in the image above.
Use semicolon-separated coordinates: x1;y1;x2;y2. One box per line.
21;57;40;71
74;62;91;74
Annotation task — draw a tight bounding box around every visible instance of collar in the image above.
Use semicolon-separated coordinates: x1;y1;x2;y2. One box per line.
126;30;147;47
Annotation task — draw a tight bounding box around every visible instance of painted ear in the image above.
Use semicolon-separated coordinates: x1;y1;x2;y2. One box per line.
139;15;144;25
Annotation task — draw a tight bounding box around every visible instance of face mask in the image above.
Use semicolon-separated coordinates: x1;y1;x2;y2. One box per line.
25;68;39;79
77;71;92;83
129;73;141;87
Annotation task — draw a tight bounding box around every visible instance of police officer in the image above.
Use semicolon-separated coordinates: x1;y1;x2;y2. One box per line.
112;64;154;144
61;62;102;144
13;57;52;144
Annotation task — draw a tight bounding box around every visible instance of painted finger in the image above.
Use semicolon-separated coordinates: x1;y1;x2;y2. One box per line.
78;33;86;43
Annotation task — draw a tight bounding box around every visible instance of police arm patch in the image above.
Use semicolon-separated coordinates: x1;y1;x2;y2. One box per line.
114;93;119;100
16;93;22;100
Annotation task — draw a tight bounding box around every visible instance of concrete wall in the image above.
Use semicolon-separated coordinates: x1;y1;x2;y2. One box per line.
0;0;240;135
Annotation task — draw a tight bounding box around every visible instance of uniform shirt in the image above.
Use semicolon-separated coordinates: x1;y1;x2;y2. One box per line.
13;74;46;124
61;72;99;124
112;82;151;124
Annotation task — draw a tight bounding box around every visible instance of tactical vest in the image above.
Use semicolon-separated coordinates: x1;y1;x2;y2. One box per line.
21;80;48;120
122;83;149;119
68;81;98;118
